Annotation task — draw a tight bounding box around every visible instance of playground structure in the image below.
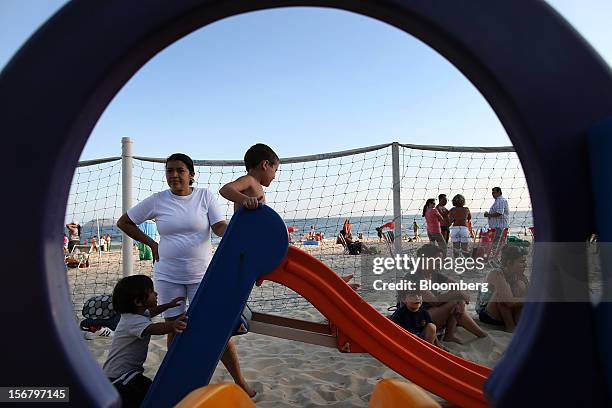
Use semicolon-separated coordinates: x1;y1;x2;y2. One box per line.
2;0;612;407
142;205;489;406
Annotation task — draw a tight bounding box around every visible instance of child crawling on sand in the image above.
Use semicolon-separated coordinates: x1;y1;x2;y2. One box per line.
103;275;186;407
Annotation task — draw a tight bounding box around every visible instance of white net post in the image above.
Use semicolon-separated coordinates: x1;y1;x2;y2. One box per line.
121;137;134;277
392;142;403;255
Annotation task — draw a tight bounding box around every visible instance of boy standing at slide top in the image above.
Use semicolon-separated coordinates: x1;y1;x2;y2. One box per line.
220;143;280;212
220;144;360;290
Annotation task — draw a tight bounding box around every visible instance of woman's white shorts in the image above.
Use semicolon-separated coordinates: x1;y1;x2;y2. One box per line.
450;226;471;243
154;279;201;318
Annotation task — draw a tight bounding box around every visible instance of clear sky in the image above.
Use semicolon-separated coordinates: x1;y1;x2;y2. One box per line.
1;1;611;161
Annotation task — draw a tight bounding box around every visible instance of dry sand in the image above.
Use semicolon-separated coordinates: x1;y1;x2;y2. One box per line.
74;240;515;407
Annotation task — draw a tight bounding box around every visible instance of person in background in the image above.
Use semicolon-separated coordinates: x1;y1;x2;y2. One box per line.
66;221;81;253
467;219;476;239
339;228;377;255
484;187;510;245
412;220;421;242
90;235;99;253
436;194;451;243
343;219;352;239
449;194;472;258
100;235;107;252
423;199;446;253
308;225;316;240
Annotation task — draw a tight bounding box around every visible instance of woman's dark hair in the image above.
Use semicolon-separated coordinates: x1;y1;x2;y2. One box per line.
244;144;279;171
112;275;154;314
166;153;195;185
422;198;436;217
501;245;527;267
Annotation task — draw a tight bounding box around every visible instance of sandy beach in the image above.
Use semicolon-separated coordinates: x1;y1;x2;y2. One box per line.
72;239;515;407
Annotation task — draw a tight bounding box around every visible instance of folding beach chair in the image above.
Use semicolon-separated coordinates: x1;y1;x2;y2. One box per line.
492;227;509;259
471;227;507;262
474;227;509;267
337;233;350;255
528;226;535;239
382;230;395;256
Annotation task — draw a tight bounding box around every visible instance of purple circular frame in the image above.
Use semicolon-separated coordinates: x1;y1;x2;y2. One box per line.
1;0;612;406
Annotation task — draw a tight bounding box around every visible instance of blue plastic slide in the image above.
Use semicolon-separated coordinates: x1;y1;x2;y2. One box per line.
142;205;289;407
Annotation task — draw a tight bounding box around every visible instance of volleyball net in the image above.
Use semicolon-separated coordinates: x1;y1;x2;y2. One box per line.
65;141;532;316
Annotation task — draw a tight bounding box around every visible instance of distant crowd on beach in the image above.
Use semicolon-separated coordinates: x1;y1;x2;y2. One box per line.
325;186;511;260
64;223;112;255
420;187;510;258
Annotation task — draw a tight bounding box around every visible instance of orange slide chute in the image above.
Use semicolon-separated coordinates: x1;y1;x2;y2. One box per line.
260;246;492;408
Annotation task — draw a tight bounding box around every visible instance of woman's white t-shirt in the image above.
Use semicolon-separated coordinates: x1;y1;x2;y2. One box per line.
127;187;225;284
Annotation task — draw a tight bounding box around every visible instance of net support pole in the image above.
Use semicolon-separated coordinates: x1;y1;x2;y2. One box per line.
391;142;402;255
121;137;134;277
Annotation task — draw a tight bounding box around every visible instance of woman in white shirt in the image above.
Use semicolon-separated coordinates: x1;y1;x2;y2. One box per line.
117;153;255;397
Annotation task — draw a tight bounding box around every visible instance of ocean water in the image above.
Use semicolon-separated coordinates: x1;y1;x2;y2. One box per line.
71;210;533;247
283;211;533;240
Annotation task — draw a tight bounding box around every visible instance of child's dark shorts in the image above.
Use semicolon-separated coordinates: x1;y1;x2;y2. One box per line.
415;331;428;340
110;370;152;408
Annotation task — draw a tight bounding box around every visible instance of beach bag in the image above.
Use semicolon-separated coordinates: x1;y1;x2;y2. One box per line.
137;243;153;260
81;294;119;331
507;235;531;247
82;294;116;319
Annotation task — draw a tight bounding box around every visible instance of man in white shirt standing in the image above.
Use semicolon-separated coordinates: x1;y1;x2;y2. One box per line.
484;187;510;245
